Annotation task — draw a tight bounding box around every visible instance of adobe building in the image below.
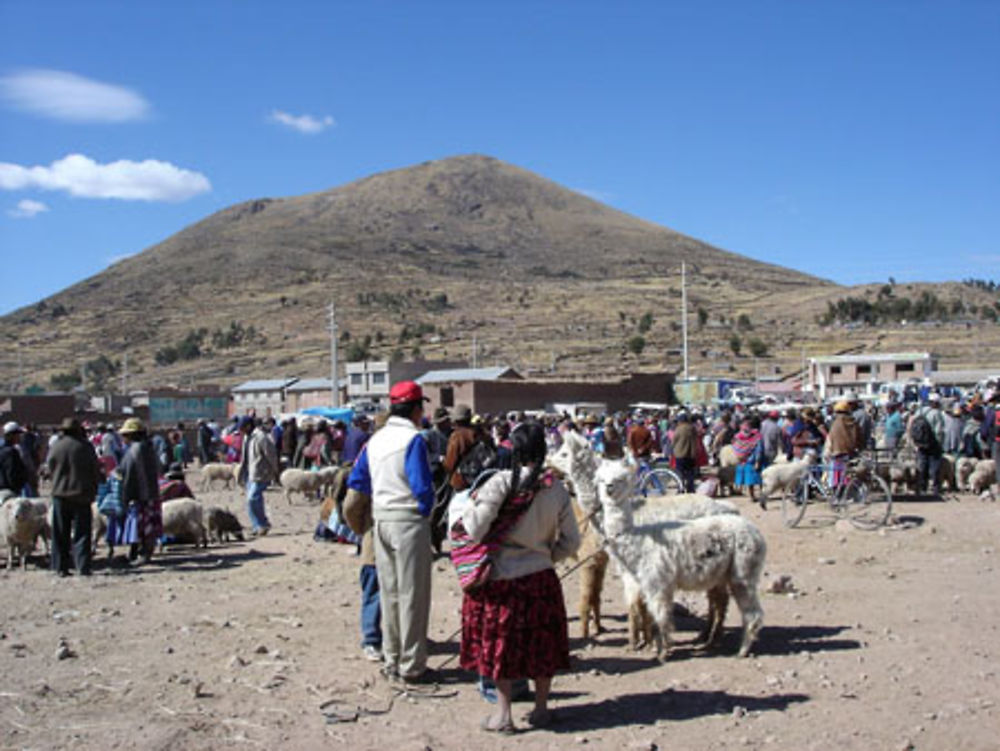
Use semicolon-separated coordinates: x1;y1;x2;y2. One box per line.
416;367;674;415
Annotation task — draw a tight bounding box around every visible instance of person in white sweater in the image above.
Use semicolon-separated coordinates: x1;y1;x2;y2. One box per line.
459;421;581;734
347;381;436;684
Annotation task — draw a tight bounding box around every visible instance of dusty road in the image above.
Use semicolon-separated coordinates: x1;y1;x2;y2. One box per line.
1;478;997;751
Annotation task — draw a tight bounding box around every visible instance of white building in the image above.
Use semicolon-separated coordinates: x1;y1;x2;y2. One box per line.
808;352;936;401
230;378;299;418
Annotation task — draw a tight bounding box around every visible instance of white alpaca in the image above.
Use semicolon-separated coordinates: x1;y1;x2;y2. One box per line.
582;456;766;660
555;431;742;649
760;454;816;500
626;492;740;650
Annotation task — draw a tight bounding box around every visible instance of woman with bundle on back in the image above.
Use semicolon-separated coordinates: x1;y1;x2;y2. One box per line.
458;421;580;734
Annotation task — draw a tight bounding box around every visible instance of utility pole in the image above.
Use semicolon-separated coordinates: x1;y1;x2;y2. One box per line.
17;346;23;393
472;335;478;369
122;352;128;395
681;261;689;380
328;301;339;407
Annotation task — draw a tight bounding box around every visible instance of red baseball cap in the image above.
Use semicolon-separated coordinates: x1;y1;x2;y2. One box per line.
389;380;429;405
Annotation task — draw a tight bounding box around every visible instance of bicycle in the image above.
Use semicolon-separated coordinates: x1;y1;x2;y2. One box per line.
633;457;684;500
781;455;892;530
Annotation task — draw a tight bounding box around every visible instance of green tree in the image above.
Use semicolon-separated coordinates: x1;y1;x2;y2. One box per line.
748;337;768;357
638;312;654;334
729;334;742;356
627;335;646;356
736;313;753;331
697;307;708;327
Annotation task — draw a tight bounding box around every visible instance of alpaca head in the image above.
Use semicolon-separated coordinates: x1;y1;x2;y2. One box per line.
594;459;633;512
557;431;600;512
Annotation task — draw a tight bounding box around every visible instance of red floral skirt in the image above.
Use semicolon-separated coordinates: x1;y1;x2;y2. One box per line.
460;567;570;680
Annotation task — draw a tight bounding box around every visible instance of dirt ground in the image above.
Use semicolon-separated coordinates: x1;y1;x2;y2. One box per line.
1;473;998;751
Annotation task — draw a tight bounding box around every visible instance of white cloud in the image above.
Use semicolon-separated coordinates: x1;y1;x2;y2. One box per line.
7;199;49;218
0;69;150;123
269;109;336;134
0;153;211;202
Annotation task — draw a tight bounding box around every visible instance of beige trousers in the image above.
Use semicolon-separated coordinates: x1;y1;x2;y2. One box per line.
373;518;432;678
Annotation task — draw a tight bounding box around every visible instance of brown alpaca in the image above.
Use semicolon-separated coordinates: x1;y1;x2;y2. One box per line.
573;499;610;639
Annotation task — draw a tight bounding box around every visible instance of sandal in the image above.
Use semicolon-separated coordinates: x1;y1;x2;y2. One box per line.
480;715;516;735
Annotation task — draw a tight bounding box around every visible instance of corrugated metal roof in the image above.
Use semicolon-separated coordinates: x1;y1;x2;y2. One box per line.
810;352;932;364
231;378;299;392
287;378;333;391
417;366;518;384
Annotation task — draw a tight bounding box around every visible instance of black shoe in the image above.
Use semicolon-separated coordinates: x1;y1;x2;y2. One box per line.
402;668;444;686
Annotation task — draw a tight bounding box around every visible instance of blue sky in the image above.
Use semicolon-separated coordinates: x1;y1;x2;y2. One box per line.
1;1;998;316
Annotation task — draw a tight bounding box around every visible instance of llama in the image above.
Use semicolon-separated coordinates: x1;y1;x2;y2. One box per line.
580;456;766;660
556;431;749;652
547;435;610;639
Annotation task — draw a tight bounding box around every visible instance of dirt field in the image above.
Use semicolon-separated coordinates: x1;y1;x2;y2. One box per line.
1;476;998;751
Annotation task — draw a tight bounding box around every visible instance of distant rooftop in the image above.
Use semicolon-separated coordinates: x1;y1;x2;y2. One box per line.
231;378;299;392
809;352;933;364
286;377;348;391
417;366;520;384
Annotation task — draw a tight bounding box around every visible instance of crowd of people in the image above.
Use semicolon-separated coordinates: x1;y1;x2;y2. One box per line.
4;377;1000;734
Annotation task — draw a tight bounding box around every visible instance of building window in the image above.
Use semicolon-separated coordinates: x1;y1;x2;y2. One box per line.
350;374;363;386
830;366;841;375
897;363;915;373
372;372;386;385
440;387;454;408
857;365;871;375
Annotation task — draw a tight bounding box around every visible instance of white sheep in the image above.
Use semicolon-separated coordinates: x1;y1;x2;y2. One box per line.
589;460;766;659
955;457;978;491
200;462;238;491
279;468;322;504
159;498;208;549
1;497;50;569
316;466;346;498
970;460;996;494
760;454;816;500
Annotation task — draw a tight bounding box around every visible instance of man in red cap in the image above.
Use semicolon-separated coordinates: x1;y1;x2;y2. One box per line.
347;380;438;684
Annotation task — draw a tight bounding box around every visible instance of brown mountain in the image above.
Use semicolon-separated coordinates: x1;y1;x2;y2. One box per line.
2;154;994;392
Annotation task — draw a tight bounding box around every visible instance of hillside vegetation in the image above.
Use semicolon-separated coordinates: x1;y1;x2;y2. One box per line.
2;155;998;393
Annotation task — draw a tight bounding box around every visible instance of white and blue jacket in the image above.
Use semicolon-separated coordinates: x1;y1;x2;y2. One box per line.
347;416;435;521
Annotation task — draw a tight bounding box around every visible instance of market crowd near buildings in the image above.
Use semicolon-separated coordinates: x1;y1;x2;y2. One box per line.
2;349;1000;733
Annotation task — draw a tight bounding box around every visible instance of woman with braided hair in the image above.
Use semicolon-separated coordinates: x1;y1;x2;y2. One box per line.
459;421;580;734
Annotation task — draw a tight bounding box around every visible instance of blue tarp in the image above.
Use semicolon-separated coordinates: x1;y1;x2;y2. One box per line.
300;406;355;424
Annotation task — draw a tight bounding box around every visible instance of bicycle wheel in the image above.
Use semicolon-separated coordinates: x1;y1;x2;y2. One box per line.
781;474;811;528
847;475;893;530
638;468;683;499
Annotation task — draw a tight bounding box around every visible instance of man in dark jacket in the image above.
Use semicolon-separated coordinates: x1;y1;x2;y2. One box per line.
47;418;100;576
672;413;699;492
0;421;29;501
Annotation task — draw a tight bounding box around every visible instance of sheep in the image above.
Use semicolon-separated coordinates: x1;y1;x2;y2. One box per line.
717;465;736;497
889;460;919;495
760;454;816;501
316;466;347;499
279;468;322;504
1;497;50;569
938;454;956;492
200;462;238;491
969;460;996;495
159;498;208;550
205;505;245;542
585;458;766;660
955;457;978;491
